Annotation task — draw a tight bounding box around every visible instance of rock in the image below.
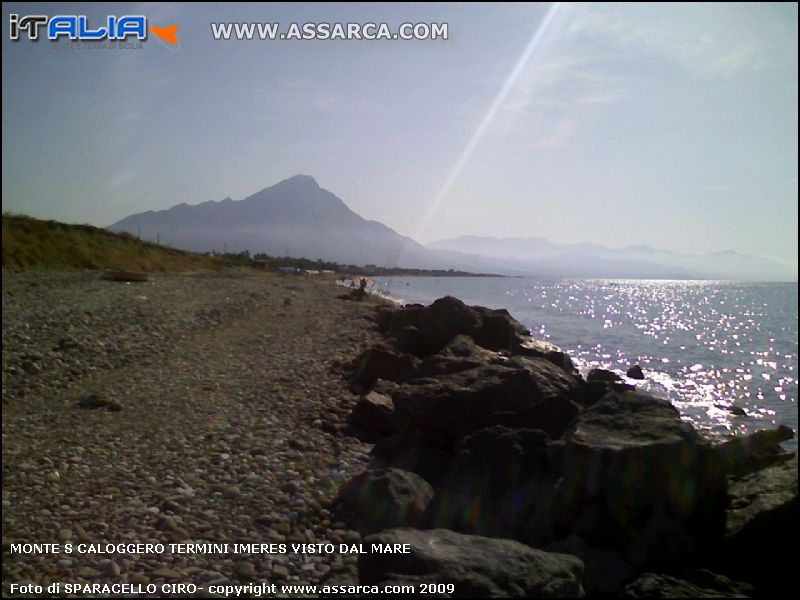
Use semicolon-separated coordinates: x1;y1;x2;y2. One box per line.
352;344;420;390
621;572;751;598
586;368;622;383
370;431;454;485
393;360;579;437
718;455;797;596
58;528;72;542
712;425;795;477
75;392;122;412
428;427;560;544
729;406;747;417
350;391;397;437
518;338;576;374
412;335;503;379
557;391;727;568
151;567;182;579
234;561;256;580
545;535;634;596
382;296;530;356
359;528;585;598
158;516;179;532
336;468;433;533
490;393;579;440
626;365;645;380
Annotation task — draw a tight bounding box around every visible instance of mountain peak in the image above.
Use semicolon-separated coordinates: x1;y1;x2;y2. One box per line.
277;174;319;189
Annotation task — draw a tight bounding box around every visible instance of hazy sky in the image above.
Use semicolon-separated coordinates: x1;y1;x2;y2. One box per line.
2;3;797;267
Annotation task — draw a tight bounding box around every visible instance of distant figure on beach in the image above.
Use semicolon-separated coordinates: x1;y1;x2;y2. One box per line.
360;277;367;291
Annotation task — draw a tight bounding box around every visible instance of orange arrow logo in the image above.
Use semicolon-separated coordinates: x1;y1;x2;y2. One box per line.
150;24;178;45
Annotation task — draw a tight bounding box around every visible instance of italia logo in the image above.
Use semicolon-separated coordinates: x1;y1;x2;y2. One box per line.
9;14;179;47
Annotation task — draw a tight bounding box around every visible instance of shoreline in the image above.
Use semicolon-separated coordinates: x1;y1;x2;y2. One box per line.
3;269;796;597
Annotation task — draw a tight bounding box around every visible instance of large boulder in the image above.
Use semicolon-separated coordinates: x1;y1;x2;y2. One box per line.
393;359;580;437
427;427;559;544
336;468;433;533
369;429;455;485
545;535;635;596
352;344;420;390
620;572;752;598
359;528;585;598
350;391;397;438
585;368;622;383
711;424;795;478
717;455;797;596
556;391;727;569
381;296;529;356
412;335;505;379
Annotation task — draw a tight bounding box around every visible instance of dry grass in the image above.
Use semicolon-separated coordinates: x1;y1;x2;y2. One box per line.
2;213;224;272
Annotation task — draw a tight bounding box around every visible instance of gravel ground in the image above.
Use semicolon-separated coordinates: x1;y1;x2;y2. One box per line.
2;269;383;596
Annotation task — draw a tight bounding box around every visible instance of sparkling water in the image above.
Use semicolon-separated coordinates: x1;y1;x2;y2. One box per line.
375;277;798;449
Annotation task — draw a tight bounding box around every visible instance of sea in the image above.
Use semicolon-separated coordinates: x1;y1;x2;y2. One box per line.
373;276;798;450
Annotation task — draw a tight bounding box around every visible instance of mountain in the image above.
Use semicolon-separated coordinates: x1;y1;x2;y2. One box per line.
109;175;445;269
109;177;795;280
429;236;796;281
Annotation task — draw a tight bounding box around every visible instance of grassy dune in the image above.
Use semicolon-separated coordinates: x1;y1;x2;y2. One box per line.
2;213;223;272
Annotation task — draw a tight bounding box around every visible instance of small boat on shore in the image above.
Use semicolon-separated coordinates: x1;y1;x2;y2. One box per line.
101;269;149;282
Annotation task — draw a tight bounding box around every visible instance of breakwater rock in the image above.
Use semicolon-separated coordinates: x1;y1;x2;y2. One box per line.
336;296;796;597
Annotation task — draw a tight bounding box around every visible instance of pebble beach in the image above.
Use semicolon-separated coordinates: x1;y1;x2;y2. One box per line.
2;269;381;595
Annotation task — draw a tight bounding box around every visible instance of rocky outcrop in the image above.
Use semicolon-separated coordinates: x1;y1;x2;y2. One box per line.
377;296;533;358
341;295;795;596
621;571;753;598
427;426;559;543
336;468;433;533
349;391;397;438
556;391;727;568
359;528;585;598
351;344;420;390
717;455;797;596
393;359;580;437
545;535;635;596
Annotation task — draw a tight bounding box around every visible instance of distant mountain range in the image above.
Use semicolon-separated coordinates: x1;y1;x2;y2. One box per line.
108;175;796;281
428;236;796;281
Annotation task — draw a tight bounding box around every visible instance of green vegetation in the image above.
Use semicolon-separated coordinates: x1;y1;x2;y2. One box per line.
2;213;504;277
2;213;224;272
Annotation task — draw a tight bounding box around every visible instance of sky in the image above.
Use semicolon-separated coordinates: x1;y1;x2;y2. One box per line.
2;3;798;268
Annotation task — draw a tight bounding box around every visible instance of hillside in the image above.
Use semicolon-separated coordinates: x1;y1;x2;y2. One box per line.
2;213;223;272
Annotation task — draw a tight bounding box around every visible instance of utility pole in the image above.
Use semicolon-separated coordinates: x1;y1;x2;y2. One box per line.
157;233;160;245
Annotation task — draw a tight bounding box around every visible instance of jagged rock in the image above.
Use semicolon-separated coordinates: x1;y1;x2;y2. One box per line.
359;528;585;598
557;391;727;568
427;427;560;544
351;344;420;390
718;455;797;596
393;360;580;437
711;424;794;477
336;468;433;533
626;365;645;380
489;395;579;440
350;392;397;437
369;430;454;485
545;535;635;596
620;572;752;598
518;338;576;374
382;296;529;356
413;335;504;378
586;368;622;383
